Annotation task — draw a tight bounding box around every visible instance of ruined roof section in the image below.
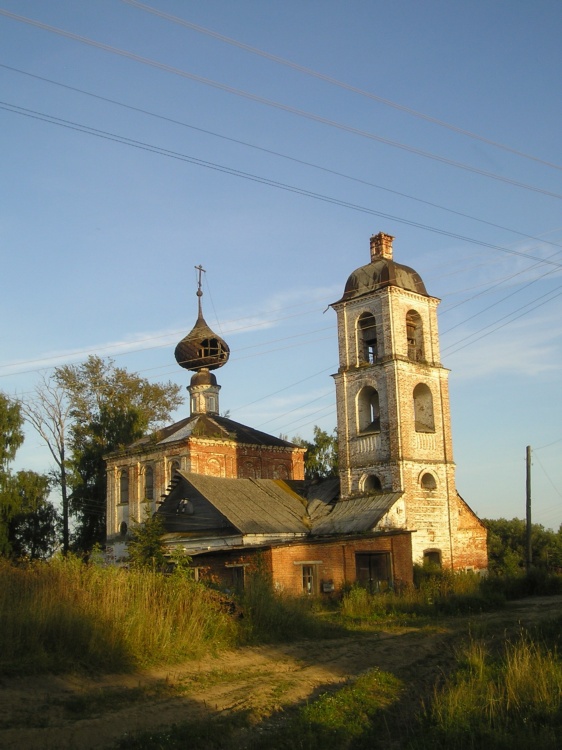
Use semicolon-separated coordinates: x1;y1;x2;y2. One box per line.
337;259;428;302
333;233;428;304
311;492;402;535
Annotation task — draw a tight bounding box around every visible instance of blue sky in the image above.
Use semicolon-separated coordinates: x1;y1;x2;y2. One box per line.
1;0;561;529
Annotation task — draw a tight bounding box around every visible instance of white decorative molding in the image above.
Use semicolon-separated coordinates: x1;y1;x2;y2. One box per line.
414;432;436;450
356;433;381;453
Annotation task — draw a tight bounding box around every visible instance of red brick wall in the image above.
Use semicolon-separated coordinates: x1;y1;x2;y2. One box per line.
188;441;304;481
270;535;413;594
192;534;413;595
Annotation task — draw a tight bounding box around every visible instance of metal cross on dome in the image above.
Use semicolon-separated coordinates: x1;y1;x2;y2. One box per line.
194;264;206;299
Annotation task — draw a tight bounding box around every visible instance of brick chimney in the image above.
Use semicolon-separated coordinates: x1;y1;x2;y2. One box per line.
370;232;394;261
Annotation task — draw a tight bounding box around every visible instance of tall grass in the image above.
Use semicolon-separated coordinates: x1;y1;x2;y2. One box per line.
411;624;562;749
0;557;236;674
239;572;342;643
340;568;503;623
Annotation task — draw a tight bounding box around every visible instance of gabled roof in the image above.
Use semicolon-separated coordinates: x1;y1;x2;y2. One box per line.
162;472;309;535
112;413;301;455
311;493;403;535
159;472;402;539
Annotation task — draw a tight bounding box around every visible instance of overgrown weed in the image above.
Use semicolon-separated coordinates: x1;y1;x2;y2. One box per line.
410;622;562;749
0;557;236;674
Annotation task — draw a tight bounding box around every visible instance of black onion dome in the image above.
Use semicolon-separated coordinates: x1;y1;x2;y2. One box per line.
341;257;428;301
175;312;230;371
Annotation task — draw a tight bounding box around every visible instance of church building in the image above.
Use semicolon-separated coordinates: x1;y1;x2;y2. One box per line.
105;234;487;589
332;233;487;571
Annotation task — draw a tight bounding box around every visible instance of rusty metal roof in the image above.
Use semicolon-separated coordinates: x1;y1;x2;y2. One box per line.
334;258;428;304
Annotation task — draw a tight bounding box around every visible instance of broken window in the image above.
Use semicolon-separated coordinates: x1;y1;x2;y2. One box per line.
423;550;442;568
225;565;245;593
144;465;154;500
302;565;317;595
406;310;424;361
169;460;180;480
413;383;435;433
357;313;378;364
198;338;228;360
119;469;129;504
355;553;392;593
357;386;380;433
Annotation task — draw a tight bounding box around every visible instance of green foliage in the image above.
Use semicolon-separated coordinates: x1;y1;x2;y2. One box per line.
252;669;402;750
54;356;183;551
0;392;24;470
293;425;339;479
239;570;340;644
411;627;562;749
7;471;59;560
484;517;562;575
0;557;236;675
0;393;57;558
127;511;167;571
340;571;503;624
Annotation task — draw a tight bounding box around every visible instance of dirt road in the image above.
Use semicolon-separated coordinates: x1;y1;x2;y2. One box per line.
1;595;560;749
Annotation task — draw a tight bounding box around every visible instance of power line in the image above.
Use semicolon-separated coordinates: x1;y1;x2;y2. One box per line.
4;62;561;252
441;265;560;335
123;0;562;173
1;9;560;200
443;284;562;356
4;101;562;271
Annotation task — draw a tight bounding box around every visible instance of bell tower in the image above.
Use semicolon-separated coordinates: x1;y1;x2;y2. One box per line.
332;233;458;567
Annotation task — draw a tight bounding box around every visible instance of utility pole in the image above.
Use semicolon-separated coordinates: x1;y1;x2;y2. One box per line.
526;445;532;572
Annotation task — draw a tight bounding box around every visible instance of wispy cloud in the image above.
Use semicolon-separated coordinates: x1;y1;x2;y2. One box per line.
447;312;562;379
0;285;341;378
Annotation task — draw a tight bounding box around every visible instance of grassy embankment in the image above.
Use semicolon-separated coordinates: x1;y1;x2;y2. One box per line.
2;559;562;748
0;557;336;674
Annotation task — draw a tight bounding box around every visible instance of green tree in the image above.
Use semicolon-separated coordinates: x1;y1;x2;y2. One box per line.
8;471;59;559
293;426;339;480
0;393;25;554
20;376;72;554
127;510;167;570
55;356;183;552
0;392;24;472
0;393;57;557
484;517;562;575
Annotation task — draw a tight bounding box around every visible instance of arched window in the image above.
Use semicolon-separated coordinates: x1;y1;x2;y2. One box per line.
420;472;437;490
413;383;435;433
119;521;128;536
363;474;382;492
423;550;442;568
357;386;380;433
169;460;180;482
357;313;378;364
119;469;129;504
406;310;424;362
144;466;154;500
